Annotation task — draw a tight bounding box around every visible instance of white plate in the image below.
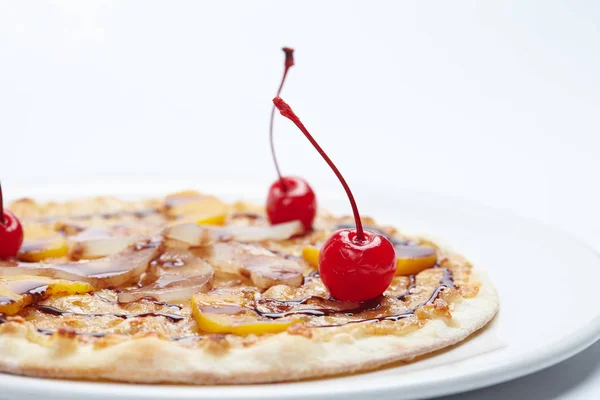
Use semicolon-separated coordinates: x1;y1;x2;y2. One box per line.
1;180;599;400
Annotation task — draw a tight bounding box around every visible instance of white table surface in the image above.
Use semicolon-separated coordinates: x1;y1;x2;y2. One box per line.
0;1;598;398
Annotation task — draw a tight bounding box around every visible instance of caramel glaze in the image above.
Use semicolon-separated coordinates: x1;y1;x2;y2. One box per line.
1;270;456;336
396;275;417;301
318;269;454;327
0;311;198;340
0;221;455;336
255;268;455;326
35;305;185;323
256;296;383;318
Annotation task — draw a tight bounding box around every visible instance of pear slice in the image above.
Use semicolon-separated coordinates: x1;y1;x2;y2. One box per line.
118;249;214;304
163;220;303;246
0;240;162;289
203;242;303;289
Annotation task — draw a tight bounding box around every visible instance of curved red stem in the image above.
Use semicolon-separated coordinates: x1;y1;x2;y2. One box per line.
269;47;295;192
273;96;365;242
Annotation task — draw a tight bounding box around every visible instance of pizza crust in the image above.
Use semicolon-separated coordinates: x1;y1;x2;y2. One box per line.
0;270;498;384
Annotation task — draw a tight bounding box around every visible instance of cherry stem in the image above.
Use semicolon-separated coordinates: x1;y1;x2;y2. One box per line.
273;96;366;242
269;47;295;192
0;182;4;225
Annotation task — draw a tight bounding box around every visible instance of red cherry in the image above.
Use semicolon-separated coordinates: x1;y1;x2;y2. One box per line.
0;183;24;259
267;47;318;231
273;96;397;302
267;176;316;231
319;230;396;302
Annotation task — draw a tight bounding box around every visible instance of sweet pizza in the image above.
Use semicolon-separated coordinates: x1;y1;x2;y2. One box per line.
0;48;498;384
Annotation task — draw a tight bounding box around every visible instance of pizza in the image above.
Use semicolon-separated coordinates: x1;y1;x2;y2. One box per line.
0;47;498;385
0;190;498;384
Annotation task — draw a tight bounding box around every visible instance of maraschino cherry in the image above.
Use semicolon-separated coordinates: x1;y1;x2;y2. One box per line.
273;97;396;302
267;47;317;231
0;182;24;259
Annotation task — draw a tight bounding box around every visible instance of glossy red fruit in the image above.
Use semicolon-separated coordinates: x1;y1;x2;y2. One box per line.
0;183;24;259
319;229;396;302
267;176;316;231
0;210;24;259
273;96;397;302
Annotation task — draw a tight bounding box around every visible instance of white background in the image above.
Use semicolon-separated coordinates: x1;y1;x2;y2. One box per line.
0;1;598;398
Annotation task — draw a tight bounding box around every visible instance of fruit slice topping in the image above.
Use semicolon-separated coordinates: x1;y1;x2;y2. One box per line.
18;236;69;262
0;275;93;315
163;220;303;246
301;244;438;276
164;190;227;221
201;242;303;289
191;289;297;335
68;227;144;260
118;249;214;304
0;239;162;289
395;245;438;276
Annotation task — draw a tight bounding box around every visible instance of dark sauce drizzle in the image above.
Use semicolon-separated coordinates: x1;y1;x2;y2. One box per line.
256;296;383;318
0;221;453;335
27;324;199;341
254;268;455;327
36;305;185;323
1;313;198;340
396;275;417;301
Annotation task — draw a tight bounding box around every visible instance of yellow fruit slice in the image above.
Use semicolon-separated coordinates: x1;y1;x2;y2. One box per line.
301;244;438;276
165;191;227;219
191;292;297;335
395;245;438;276
46;280;95;297
302;246;320;268
196;213;227;226
18;237;69;262
0;276;93;315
